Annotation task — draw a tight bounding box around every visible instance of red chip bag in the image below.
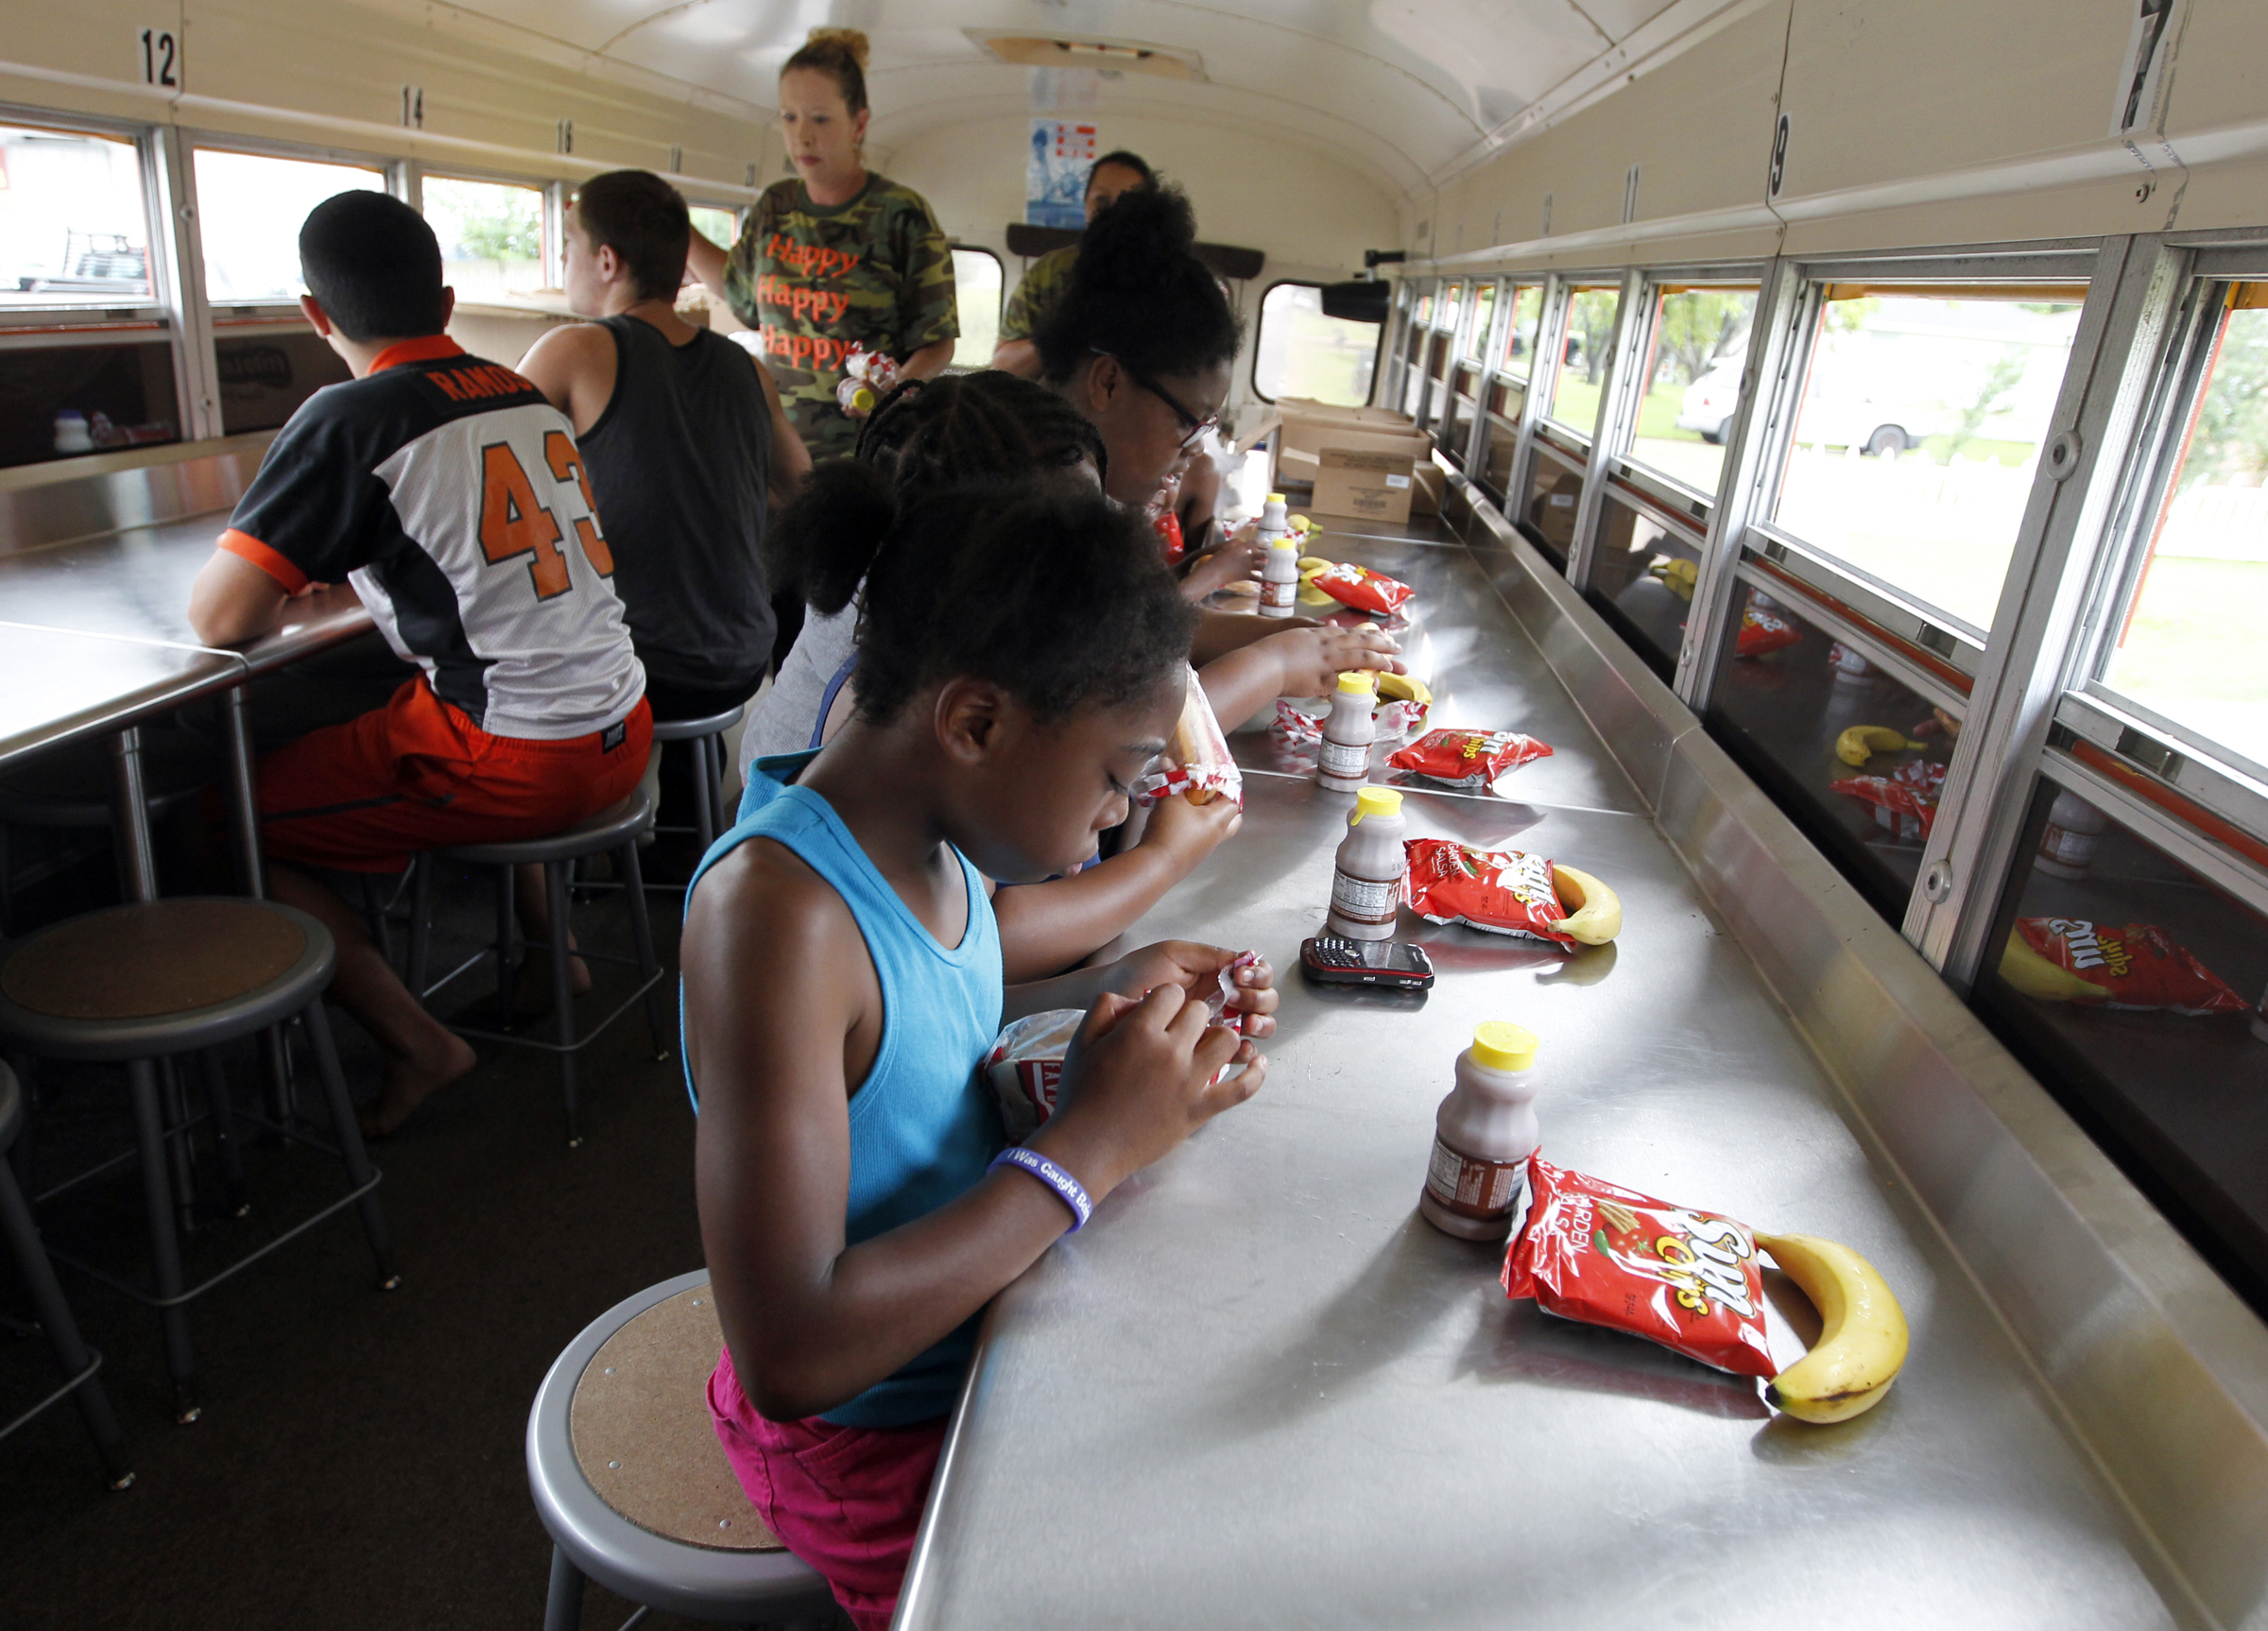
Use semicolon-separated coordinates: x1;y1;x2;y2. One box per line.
1829;758;1947;841
1308;560;1415;616
1387;728;1553;790
1503;1157;1777;1380
2012;918;2246;1014
1403;838;1573;948
1737;603;1802;657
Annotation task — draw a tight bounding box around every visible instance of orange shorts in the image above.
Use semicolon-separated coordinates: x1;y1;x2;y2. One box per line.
257;678;652;874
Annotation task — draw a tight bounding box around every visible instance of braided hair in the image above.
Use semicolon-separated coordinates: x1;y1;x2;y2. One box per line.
771;472;1195;727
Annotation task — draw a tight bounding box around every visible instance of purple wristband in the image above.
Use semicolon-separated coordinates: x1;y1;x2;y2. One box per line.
989;1146;1093;1231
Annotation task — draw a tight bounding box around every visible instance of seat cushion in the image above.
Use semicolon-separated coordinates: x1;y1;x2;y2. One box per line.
0;901;308;1022
568;1282;784;1553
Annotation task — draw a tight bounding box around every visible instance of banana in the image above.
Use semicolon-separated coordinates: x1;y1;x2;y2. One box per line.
1998;931;2104;1003
1374;672;1432;708
1297;556;1335;577
1547;863;1622;945
1647;558;1700;603
1755;1232;1909;1424
1834;724;1919;767
1288;514;1315;535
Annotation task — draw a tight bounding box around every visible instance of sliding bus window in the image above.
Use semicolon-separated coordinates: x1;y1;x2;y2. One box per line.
1973;764;2268;1308
2090;281;2268;779
1;124;155;311
1520;437;1587;569
1586;485;1707;679
687;206;738;253
1477;286;1543;500
424;177;545;305
949;247;1002;369
1500;284;1544;384
1626;284;1757;497
1546;285;1621;439
1253;282;1379;406
1461;283;1494;362
1771;283;2085;636
195;148;386;305
1706;578;1964;922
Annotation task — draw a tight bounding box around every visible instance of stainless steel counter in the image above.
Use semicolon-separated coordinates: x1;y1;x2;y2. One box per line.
897;524;2188;1629
0;622;242;770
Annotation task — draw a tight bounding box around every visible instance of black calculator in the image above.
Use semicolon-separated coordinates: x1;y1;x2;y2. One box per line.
1300;936;1436;989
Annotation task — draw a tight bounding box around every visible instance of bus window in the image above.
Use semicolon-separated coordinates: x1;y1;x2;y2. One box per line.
1521;438;1587;569
1627;285;1757;497
1499;284;1543;383
1707;581;1961;923
2095;287;2268;775
1587;487;1706;679
0;124;154;309
687;206;738;253
1547;285;1622;439
1973;769;2268;1302
950;247;1002;369
1772;286;2085;634
1462;283;1494;361
423;177;545;306
1253;282;1379;406
195;148;385;306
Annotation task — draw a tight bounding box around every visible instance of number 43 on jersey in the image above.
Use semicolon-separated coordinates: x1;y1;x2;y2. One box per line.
479;431;613;598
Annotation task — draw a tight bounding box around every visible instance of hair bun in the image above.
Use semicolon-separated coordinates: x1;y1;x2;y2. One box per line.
1074;185;1198;291
803;26;869;68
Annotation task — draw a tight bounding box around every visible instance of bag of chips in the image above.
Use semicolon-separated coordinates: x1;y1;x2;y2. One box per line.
1307;560;1415;617
1737;603;1803;657
1134;665;1243;808
1403;839;1574;948
1387;728;1554;790
2004;918;2247;1015
984;1009;1083;1142
1503;1157;1777;1380
1829;758;1946;841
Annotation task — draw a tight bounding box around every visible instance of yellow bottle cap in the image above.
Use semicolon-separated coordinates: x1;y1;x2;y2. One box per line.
1268;538;1299;553
1267;492;1286;505
1349;786;1402;825
1336;670;1377;695
1470;1022;1538;1072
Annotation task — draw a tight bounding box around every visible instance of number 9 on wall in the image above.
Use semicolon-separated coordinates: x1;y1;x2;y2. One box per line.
137;27;180;90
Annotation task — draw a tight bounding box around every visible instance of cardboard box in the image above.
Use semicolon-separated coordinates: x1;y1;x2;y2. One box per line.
1308;446;1418;525
1279;438;1442;516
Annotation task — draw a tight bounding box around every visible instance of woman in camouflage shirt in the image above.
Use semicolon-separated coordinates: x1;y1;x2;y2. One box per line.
690;27;958;464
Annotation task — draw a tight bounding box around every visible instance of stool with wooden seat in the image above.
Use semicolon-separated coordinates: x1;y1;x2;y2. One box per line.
0;1061;133;1490
405;791;667;1148
649;705;745;855
0;899;397;1422
526;1270;837;1630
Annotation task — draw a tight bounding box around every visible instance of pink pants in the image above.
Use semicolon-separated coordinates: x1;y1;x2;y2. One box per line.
708;1349;948;1631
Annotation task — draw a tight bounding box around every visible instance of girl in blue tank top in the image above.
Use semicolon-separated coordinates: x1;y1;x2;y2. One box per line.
681;470;1280;1631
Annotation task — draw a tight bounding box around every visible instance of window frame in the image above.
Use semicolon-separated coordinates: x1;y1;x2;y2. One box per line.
188;131;399;318
418;168;555;311
0;106;172;330
1247;277;1384;408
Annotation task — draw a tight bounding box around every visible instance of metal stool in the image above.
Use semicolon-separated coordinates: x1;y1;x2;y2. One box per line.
0;899;397;1422
408;791;668;1147
650;706;745;854
0;1062;133;1490
527;1270;837;1630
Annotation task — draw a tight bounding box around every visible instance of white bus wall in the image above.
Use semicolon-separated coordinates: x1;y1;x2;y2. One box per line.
879;112;1398;427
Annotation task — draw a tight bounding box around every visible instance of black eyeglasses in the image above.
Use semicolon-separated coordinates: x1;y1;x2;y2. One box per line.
1093;350;1219;452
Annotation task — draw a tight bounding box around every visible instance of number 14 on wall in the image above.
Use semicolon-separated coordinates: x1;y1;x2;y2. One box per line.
138;27;181;90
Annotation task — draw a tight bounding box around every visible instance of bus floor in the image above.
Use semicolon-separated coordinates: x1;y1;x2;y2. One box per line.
0;865;720;1631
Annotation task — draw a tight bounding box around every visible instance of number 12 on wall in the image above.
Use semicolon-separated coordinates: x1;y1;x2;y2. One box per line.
138;27;181;90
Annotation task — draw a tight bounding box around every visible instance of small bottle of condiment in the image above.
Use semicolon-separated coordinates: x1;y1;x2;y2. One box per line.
1259;540;1300;618
2036;790;2107;881
1256;491;1290;545
1419;1022;1540;1241
1327;786;1404;940
1317;671;1376;791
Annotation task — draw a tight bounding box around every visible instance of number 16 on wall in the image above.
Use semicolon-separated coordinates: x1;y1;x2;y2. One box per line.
138;27;181;90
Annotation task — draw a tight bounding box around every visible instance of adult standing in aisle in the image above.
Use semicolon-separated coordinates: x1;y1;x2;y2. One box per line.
988;149;1155;380
521;169;809;869
687;27;958;467
687;26;956;668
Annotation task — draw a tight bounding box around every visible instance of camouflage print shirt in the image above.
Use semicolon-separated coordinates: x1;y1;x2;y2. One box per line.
999;243;1079;345
723;173;958;460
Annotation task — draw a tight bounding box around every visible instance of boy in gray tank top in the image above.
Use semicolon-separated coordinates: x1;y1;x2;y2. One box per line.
521;170;812;862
